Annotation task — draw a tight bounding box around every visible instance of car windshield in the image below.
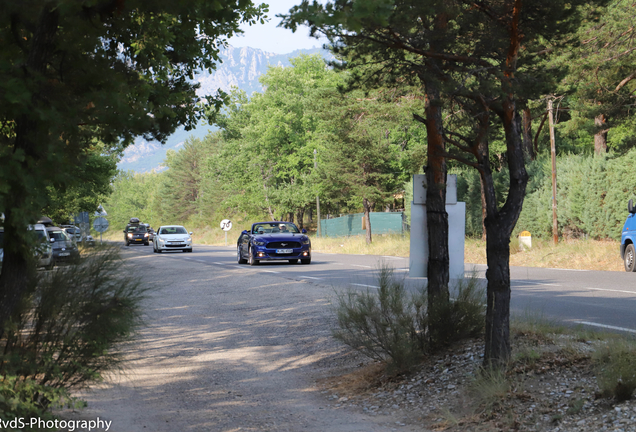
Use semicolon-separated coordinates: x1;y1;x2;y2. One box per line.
35;230;47;242
252;223;299;234
133;226;147;233
49;230;70;241
160;227;187;235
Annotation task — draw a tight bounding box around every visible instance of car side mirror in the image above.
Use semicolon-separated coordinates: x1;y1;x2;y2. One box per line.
302;228;307;234
50;238;55;243
242;230;248;235
630;199;636;215
189;232;193;236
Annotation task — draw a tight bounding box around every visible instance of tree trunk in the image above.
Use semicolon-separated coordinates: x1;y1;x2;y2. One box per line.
422;84;449;307
0;6;59;334
480;176;488;242
296;208;304;229
362;197;372;244
308;207;313;223
522;107;534;160
483;100;529;368
594;114;608;155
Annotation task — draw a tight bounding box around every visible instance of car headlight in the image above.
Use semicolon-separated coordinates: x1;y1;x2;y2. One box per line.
301;236;310;245
186;237;192;242
253;240;266;246
144;233;149;237
127;233;133;238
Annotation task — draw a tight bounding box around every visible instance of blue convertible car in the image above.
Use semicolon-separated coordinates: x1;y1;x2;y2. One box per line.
237;222;311;265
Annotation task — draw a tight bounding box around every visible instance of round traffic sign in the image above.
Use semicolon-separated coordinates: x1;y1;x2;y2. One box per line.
220;219;232;231
93;217;109;233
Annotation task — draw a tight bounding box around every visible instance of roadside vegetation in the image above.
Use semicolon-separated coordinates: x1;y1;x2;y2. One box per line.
327;269;636;431
0;246;146;427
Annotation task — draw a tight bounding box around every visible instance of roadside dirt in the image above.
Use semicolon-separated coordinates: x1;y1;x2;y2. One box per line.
60;248;428;432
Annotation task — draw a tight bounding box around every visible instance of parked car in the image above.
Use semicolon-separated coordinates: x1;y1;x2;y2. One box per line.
153;225;193;253
237;221;310;266
124;224;150;246
61;225;82;243
0;227;3;273
621;199;636;272
30;223;54;269
46;226;80;265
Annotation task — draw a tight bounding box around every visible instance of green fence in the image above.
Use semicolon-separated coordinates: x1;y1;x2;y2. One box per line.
319;212;406;238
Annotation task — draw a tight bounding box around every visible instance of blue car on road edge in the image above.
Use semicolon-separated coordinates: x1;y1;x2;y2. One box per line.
621;199;636;272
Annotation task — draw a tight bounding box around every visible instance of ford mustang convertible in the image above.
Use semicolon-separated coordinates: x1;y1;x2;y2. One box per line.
237;222;311;265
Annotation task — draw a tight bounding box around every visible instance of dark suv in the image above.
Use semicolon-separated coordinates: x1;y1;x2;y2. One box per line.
124;224;149;246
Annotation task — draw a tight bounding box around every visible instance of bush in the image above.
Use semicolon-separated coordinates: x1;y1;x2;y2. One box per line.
593;339;636;401
332;264;484;372
0;245;145;420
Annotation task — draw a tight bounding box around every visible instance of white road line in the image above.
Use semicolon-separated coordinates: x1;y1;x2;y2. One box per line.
211;262;225;265
351;283;380;289
351;264;372;268
382;256;404;259
512;281;562;287
193;260;206;263
586;287;636;295
299;276;322;280
576;321;636;334
263;270;280;274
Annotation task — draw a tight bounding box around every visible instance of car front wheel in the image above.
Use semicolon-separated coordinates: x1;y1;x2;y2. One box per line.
237;247;247;264
248;247;259;266
625;244;636;272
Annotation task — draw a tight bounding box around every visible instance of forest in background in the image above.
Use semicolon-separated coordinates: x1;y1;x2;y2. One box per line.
104;16;636;243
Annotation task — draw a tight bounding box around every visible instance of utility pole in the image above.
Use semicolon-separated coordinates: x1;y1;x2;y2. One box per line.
314;149;321;237
548;98;558;245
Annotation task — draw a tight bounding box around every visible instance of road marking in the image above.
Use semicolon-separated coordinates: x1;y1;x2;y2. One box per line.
211;262;225;265
382;256;404;259
576;321;636;334
299;276;322;280
263;270;280;274
351;283;380;289
351;264;372;268
193;259;206;263
586;287;636;295
512;281;562;287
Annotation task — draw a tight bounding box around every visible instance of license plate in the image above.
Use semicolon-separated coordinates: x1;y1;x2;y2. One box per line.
135;239;142;241
277;249;293;254
59;252;70;257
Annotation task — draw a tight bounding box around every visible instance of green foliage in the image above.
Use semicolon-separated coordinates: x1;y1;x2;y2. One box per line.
1;245;145;403
593;339;636;401
332;265;484;372
514;150;636;240
104;171;161;231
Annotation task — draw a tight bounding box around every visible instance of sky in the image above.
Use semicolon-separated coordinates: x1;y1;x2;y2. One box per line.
227;0;328;54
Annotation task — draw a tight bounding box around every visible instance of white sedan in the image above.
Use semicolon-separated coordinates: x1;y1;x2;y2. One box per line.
153;225;193;253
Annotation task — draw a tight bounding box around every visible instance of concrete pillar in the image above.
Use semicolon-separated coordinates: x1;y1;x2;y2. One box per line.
409;174;466;280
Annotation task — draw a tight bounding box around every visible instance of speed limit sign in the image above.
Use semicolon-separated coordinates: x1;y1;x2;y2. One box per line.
220;219;232;231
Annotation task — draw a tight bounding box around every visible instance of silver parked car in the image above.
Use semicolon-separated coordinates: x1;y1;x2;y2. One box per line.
153;225;193;253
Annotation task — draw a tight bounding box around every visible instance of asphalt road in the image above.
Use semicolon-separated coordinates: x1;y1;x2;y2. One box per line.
126;242;636;334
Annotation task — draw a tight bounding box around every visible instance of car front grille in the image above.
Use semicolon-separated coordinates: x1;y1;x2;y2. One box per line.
266;241;301;249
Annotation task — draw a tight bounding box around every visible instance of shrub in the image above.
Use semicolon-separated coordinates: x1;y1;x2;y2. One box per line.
332;264;485;372
0;245;145;419
468;367;511;414
593;339;636;401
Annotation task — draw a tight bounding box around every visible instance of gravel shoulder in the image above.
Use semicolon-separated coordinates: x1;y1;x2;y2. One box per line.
61;248;427;432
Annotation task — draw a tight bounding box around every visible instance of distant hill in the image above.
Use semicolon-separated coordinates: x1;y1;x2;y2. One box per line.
118;45;331;173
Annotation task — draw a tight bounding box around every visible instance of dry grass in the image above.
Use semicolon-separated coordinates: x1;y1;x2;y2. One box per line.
313;234;623;272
